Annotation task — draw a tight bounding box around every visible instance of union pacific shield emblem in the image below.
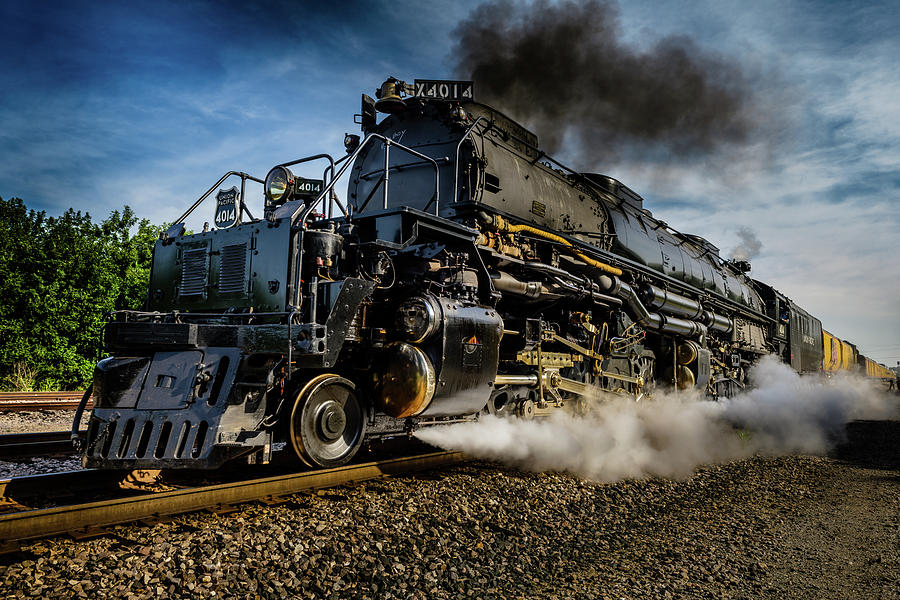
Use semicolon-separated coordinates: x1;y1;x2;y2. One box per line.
214;187;239;228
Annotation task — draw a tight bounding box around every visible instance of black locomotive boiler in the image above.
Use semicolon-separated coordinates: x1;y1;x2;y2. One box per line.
76;77;824;470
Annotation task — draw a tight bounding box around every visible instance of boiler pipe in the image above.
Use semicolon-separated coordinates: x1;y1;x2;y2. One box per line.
494;374;540;387
598;275;709;338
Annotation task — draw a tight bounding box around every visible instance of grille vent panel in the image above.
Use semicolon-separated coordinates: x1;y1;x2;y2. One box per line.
219;242;248;294
180;248;208;297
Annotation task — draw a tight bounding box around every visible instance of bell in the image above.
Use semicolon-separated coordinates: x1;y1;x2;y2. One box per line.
375;78;406;113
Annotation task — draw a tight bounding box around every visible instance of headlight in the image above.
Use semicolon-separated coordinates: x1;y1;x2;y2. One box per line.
396;296;440;343
265;166;294;203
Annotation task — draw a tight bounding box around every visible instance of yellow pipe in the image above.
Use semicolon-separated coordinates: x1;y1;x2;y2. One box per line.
487;215;623;276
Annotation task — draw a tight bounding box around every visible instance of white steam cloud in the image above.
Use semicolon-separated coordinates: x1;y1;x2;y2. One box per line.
415;356;897;482
730;226;763;261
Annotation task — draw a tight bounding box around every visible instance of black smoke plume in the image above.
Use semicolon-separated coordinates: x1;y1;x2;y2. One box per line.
452;0;761;166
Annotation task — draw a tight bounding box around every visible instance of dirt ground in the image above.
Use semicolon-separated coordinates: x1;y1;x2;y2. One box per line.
762;421;899;600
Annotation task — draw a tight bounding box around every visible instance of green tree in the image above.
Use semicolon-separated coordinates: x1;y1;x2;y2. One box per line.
0;197;161;390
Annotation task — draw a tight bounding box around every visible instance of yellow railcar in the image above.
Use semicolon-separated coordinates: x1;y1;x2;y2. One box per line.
821;330;894;389
822;330;840;372
857;354;896;391
822;331;857;373
839;339;856;371
862;357;894;379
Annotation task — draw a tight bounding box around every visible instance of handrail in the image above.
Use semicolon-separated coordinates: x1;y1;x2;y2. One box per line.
452;116;491;205
277;153;346;218
358;158;447;182
271;134;440;310
380;137;441;215
272;133;441;225
324;153;354;219
171;171;264;227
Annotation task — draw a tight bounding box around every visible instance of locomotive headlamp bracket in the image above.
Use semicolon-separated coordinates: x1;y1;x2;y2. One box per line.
264;166;325;208
264;165;294;204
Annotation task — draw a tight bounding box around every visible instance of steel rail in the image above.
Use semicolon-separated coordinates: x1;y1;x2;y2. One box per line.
0;401;90;411
0;392;90;411
0;391;85;401
0;451;464;551
0;431;85;459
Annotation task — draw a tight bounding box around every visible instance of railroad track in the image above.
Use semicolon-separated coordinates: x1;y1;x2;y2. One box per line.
0;450;464;553
0;431;84;459
0;391;91;411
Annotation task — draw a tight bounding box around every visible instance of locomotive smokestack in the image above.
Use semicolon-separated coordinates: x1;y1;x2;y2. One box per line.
452;0;762;166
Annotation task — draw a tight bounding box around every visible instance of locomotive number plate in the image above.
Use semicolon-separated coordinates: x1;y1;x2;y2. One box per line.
295;177;323;199
214;186;240;228
413;79;473;101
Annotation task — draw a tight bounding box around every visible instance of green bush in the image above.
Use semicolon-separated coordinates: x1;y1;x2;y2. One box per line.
0;197;161;390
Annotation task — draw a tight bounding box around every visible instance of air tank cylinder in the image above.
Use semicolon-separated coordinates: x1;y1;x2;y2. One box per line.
703;311;733;334
660;315;706;337
642;285;704;320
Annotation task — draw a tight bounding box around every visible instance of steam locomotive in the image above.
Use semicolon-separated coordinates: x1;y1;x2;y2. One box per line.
73;77;881;470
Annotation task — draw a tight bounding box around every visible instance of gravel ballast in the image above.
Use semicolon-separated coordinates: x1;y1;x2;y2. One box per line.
0;456;82;480
0;411;83;479
0;411;78;435
0;420;897;600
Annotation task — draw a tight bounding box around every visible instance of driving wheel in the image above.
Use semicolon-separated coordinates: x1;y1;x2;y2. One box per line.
289;374;366;468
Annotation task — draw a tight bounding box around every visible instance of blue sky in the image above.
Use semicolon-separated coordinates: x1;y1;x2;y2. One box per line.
2;0;899;366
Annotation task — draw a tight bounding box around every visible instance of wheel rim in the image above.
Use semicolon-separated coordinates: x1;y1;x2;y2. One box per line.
290;375;366;468
516;399;535;420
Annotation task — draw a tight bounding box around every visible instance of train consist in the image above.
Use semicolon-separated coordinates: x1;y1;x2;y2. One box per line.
823;329;895;382
75;77;897;470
